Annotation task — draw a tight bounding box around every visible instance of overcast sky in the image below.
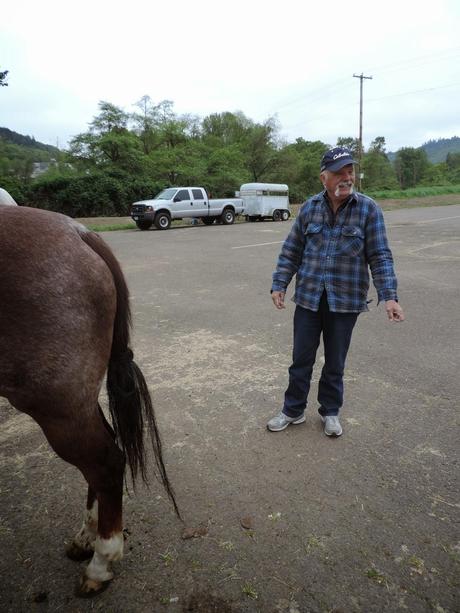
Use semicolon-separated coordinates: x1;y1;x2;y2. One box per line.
1;0;459;153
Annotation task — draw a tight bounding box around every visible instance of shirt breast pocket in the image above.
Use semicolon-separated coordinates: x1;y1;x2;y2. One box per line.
304;222;323;252
338;225;365;257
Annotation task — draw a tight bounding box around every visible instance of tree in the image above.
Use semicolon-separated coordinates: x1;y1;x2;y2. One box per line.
269;138;327;202
69;101;143;172
336;137;360;158
446;152;460;182
368;136;386;154
90;101;129;133
0;68;8;87
202;111;252;145
131;95;158;154
362;137;398;190
204;144;249;196
394;147;429;188
421;163;449;185
242;117;280;182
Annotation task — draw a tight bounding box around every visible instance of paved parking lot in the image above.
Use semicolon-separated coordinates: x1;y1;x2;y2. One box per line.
1;205;459;612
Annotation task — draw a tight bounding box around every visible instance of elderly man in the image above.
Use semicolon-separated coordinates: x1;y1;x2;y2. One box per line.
268;146;404;436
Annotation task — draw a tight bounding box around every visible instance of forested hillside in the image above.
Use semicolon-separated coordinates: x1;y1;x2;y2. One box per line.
421;137;460;163
0;127;60;154
1;98;459;216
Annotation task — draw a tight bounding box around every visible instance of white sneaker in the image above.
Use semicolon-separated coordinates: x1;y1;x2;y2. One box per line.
321;415;343;437
267;411;306;432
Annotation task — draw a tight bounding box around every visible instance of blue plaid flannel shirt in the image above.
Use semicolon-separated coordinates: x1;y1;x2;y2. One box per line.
271;190;398;312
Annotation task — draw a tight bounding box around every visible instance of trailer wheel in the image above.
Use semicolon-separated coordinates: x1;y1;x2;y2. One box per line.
201;217;215;225
221;208;235;225
281;210;290;221
136;220;153;230
154;212;171;230
272;209;282;222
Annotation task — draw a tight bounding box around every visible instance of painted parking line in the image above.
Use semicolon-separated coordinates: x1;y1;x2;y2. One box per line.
389;214;460;227
232;240;284;249
413;214;460;224
233;215;460;249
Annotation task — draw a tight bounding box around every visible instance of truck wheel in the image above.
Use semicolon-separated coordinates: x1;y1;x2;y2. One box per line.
272;210;282;222
281;210;290;221
201;217;215;225
136;220;152;230
154;212;171;230
221;208;235;225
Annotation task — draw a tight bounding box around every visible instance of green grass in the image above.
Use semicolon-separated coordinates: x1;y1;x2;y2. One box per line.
86;217;249;232
85;222;137;232
366;567;387;584
367;184;460;200
242;583;258;599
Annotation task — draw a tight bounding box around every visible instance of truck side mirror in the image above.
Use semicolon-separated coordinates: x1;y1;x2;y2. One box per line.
173;196;181;202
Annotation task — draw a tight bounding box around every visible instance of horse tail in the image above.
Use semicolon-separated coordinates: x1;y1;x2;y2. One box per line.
78;228;180;518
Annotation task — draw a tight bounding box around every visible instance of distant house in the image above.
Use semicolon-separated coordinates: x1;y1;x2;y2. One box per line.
31;160;56;178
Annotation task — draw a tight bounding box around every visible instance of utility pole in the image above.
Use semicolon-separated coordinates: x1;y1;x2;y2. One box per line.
353;73;372;190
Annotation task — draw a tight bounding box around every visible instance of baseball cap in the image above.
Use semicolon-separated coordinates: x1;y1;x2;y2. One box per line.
320;147;357;172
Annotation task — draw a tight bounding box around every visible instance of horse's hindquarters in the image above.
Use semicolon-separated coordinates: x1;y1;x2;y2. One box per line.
0;207;116;407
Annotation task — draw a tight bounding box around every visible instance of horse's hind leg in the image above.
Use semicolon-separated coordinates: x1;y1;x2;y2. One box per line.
66;405;117;562
80;461;125;595
38;407;125;595
66;487;98;561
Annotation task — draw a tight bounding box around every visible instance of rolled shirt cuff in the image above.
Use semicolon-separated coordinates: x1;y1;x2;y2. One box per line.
377;289;398;304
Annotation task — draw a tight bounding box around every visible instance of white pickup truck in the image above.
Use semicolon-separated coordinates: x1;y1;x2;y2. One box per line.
130;187;245;230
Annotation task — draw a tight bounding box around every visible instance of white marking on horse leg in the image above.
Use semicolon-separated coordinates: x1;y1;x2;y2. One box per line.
84;533;124;583
73;500;98;551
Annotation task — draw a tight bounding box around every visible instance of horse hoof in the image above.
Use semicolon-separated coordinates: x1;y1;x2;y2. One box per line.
66;542;94;561
75;576;111;598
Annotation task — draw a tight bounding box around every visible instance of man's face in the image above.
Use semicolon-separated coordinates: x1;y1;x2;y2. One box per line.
321;164;355;200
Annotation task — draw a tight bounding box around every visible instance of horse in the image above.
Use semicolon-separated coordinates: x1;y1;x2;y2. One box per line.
0;205;179;595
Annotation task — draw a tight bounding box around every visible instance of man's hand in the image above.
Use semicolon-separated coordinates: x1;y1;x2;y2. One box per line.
385;300;405;322
272;290;286;309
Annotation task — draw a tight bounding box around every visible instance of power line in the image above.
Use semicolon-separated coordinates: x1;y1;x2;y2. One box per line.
366;81;460;103
268;47;460;116
281;79;460;133
361;47;460;78
267;77;353;114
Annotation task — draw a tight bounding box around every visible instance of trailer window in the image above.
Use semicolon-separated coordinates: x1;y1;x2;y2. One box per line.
262;190;288;197
192;189;204;199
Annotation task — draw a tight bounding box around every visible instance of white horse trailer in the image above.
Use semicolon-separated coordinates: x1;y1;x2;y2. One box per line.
238;183;290;222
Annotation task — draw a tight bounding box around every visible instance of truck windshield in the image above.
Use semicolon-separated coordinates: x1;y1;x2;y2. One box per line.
154;188;177;200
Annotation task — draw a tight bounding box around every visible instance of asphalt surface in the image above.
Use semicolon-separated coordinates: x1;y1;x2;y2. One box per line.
0;205;459;612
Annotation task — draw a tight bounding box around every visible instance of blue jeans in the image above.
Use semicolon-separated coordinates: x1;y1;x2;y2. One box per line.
283;292;358;418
